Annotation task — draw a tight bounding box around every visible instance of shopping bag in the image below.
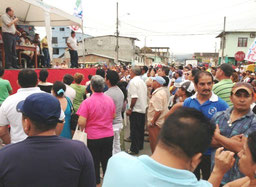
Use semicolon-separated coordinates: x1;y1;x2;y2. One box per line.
72;125;87;145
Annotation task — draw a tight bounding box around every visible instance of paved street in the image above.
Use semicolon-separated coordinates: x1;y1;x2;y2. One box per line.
123;119;152;157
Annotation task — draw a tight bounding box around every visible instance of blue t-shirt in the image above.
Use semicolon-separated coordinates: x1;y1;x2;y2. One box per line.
183;93;229;120
183;93;229;155
0;136;95;187
103;152;212;187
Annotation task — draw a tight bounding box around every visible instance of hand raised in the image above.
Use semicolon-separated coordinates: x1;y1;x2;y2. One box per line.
214;147;235;174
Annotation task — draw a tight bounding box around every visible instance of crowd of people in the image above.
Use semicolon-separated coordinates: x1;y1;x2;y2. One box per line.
1;4;256;187
0;62;256;187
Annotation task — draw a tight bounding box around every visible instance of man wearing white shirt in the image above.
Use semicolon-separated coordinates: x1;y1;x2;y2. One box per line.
67;31;78;68
126;66;147;155
1;7;20;69
0;69;42;144
0;69;65;144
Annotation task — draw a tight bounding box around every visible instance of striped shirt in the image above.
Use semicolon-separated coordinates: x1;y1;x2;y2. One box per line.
213;79;234;107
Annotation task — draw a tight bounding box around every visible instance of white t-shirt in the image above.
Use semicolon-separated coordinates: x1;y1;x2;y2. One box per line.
64;84;76;103
67;36;78;51
0;87;65;144
127;76;148;114
0;87;44;143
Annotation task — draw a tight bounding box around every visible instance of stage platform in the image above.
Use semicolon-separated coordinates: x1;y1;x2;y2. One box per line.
3;68;96;94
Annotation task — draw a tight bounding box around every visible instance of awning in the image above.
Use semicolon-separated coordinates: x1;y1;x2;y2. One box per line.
0;0;82;61
0;0;82;26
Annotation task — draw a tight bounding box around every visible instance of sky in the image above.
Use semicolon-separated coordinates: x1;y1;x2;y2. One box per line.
39;0;256;54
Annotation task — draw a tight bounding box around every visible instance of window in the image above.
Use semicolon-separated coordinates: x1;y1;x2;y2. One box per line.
60;28;65;31
53;48;59;55
238;37;248;47
52;37;58;44
63;37;68;42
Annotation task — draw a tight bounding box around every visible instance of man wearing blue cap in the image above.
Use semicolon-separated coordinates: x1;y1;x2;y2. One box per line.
0;93;95;187
147;76;169;153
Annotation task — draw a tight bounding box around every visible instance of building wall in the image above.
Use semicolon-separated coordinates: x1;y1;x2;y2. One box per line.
84;36;136;62
84;55;113;65
219;32;256;58
52;26;89;58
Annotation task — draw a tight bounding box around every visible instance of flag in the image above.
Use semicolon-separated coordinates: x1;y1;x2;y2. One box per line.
245;38;256;62
74;0;83;19
72;0;83;31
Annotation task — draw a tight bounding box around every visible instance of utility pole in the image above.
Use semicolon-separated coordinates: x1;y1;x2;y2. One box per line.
221;16;226;64
115;2;119;64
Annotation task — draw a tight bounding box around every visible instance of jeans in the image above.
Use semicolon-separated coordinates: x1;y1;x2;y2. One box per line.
43;48;50;67
87;136;113;184
2;32;18;68
130;112;145;153
69;50;78;67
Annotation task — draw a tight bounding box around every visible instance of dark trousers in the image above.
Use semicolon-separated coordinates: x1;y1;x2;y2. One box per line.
43;48;50;67
194;155;211;180
87;136;113;184
69;50;78;68
2;32;17;68
32;55;45;67
21;53;32;67
130;112;145;153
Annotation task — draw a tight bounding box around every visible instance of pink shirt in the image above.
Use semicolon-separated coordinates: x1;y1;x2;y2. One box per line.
77;92;115;139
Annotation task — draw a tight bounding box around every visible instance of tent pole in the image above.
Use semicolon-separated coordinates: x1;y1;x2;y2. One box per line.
44;11;53;65
81;20;85;64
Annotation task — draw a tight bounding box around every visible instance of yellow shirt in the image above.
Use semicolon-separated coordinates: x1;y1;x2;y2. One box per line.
41;37;48;48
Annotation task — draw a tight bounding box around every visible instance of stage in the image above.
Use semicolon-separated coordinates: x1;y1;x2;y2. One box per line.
3;68;96;94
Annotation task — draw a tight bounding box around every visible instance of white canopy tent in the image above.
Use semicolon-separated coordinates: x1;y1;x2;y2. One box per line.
0;0;82;61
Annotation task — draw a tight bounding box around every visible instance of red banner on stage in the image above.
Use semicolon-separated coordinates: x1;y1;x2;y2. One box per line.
3;68;96;94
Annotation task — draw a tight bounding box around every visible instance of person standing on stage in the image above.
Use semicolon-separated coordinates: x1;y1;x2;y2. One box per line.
67;31;78;68
41;36;50;68
1;7;20;69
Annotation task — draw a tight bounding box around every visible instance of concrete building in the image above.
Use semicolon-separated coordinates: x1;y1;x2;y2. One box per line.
51;26;90;58
83;35;139;65
217;31;256;64
138;47;170;66
194;52;219;66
